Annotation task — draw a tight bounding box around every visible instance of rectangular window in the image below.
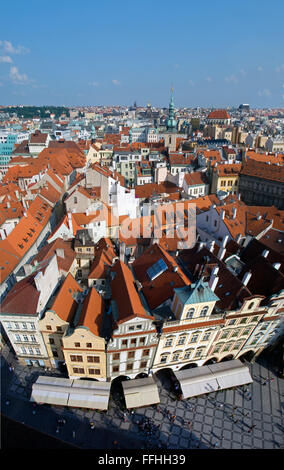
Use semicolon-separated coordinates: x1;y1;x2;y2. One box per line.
113;353;120;361
87;356;100;363
70;355;83;362
46;325;52;331
30;335;36;342
113;365;119;372
86;343;92;348
142;349;150;357
140;361;147;368
49;338;55;344
56;326;62;332
139;337;146;345
75;343;80;347
128;351;135;359
23;335;29;342
22;323;27;329
122;340;127;347
126;363;133;371
73;367;84;374
130;338;137;346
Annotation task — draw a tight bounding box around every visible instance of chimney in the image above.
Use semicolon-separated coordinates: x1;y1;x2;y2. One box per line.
232;207;237;219
220;209;225;220
242;271;252;286
262;249;269;258
68;212;73;234
222;235;229;248
209;275;219;292
197;242;204;252
273;262;281;270
218;247;226;261
208;240;215;253
6;201;10;209
23;264;33;276
55;248;65;259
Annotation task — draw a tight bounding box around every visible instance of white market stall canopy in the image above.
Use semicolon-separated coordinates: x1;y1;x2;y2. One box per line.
208;359;253;389
30;376;111;410
174;366;219;399
122;376;160;409
175;359;253;399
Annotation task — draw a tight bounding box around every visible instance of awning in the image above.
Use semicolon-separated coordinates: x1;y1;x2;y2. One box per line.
30;376;111;410
174;359;253;399
208;359;253;389
31;383;69;406
122;376;160;409
175;366;219;399
68;380;111;410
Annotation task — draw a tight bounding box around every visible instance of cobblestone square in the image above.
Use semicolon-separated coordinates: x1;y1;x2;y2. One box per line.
1;344;284;449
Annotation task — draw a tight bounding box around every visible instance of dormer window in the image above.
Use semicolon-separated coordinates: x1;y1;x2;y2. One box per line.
200;306;209;317
186;308;195;319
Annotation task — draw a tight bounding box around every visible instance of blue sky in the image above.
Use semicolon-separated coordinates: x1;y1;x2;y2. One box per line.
0;0;284;108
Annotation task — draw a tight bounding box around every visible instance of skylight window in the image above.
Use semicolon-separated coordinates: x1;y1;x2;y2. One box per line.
147;258;168;281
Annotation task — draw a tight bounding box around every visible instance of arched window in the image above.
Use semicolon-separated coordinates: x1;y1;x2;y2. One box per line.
200;306;209;317
186;308;195;319
248;302;254;310
160;354;169;364
177;335;186;345
184;349;193;359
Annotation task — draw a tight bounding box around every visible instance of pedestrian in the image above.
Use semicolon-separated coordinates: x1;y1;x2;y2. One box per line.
90;421;95;430
72;430;76;439
248;424;256;433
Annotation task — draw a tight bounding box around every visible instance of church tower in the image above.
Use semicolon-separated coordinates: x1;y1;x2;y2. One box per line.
166;87;177;132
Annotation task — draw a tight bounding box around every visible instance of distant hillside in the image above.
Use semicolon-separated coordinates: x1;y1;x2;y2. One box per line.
0;106;70;119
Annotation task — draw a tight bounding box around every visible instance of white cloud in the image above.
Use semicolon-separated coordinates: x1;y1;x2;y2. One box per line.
188;79;195;86
275;64;284;72
9;66;30;85
257;66;263;72
225;74;238;84
205;76;212;82
0;40;30;55
0;55;13;63
112;79;121;85
240;69;246;76
174;63;180;69
258;88;271;97
89;81;99;87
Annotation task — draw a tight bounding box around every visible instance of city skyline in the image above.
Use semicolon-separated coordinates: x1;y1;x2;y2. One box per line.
0;0;284;108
